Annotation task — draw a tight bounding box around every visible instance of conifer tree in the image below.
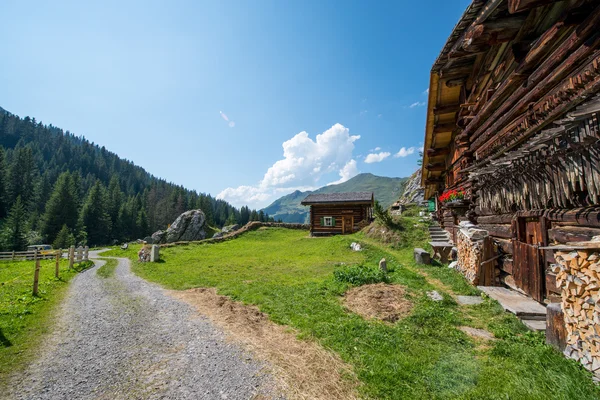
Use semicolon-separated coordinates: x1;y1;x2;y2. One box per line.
136;208;149;238
53;224;75;249
2;196;29;251
0;147;7;219
42;172;79;244
7;146;37;208
81;180;111;245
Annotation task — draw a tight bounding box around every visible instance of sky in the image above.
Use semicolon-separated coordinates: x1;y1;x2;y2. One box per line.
0;0;470;209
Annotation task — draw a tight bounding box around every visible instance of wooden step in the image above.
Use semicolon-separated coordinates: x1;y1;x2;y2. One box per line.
522;319;546;331
477;286;547;319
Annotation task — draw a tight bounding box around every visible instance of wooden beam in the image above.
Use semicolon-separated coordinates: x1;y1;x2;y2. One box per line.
508;0;562;14
426;163;446;172
426;147;451;157
434;104;460;114
463;16;528;52
444;77;467;87
433;123;456;134
468;5;600;147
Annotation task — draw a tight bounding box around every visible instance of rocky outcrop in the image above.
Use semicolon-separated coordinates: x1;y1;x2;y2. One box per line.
151;209;207;244
221;224;240;234
397;168;424;205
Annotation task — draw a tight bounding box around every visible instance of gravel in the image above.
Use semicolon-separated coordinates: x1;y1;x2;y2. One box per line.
7;253;282;400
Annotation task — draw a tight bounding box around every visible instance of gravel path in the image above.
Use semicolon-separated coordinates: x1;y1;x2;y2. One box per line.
8;253;281;400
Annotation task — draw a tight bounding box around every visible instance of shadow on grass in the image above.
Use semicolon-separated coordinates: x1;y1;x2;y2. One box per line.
0;328;12;347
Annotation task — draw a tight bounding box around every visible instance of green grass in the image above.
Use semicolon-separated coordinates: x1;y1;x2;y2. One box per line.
104;226;600;399
0;258;93;385
96;258;118;278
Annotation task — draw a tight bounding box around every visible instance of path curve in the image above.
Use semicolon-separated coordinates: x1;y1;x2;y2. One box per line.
8;253;281;400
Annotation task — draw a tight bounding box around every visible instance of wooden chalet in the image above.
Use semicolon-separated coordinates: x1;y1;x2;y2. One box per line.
301;192;374;236
421;0;600;374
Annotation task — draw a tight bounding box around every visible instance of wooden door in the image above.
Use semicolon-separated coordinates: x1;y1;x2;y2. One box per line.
342;216;353;234
513;217;546;302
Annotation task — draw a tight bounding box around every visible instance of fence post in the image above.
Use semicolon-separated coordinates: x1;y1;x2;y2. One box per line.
69;246;75;269
76;246;83;262
55;251;60;278
33;250;40;296
11;250;15;261
84;246;89;261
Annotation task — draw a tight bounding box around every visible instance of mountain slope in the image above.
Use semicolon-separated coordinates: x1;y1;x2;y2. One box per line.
262;173;408;223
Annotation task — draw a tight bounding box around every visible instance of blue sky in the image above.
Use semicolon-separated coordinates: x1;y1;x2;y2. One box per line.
0;0;470;208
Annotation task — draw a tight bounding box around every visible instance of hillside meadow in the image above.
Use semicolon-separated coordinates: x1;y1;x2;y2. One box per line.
104;222;600;399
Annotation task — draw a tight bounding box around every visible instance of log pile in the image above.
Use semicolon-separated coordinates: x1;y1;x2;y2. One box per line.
553;249;600;377
456;227;498;285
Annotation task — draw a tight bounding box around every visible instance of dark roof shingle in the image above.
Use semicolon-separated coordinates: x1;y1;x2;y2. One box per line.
301;192;373;205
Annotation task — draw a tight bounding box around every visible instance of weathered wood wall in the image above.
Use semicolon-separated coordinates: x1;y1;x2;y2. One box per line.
309;204;371;234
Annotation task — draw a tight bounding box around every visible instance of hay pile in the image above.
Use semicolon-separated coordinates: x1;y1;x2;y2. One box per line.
343;283;412;322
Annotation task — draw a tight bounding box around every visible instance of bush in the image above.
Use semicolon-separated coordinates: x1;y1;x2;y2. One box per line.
334;264;390;286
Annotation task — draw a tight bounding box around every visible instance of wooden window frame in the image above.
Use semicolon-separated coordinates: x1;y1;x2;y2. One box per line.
323;216;334;227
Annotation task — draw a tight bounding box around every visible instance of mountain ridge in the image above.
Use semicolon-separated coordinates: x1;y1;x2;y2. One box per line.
262;173;409;223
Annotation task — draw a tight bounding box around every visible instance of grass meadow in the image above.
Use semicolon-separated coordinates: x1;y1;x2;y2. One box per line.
104;223;600;399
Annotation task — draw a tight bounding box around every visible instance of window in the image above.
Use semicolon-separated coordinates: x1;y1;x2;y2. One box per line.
322;216;334;227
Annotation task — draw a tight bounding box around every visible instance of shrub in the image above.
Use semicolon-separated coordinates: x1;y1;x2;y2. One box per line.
334;264;390;286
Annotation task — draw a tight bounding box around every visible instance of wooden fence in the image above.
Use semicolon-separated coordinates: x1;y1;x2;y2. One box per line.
0;246;90;296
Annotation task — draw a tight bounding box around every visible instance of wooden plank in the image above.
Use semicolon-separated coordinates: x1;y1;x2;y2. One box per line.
508;0;563;14
546;273;560;294
478;286;547;318
479;224;512;239
548;226;600;244
499;256;514;274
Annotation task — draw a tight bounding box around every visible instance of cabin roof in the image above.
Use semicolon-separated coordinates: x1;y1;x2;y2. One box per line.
301;192;373;205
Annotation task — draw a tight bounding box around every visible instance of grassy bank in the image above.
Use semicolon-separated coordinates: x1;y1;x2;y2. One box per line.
0;258;93;384
104;225;600;399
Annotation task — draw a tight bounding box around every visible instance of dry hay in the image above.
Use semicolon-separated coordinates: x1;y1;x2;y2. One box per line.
343;283;412;323
169;288;359;400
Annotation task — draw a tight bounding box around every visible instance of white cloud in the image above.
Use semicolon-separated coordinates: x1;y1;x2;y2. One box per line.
409;102;426;108
370;146;381;152
364;151;391;164
217;123;361;208
394;147;416;158
329;159;359;185
423;88;429;95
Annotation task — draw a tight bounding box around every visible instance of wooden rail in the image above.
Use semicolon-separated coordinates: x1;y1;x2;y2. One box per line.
0;246;90;296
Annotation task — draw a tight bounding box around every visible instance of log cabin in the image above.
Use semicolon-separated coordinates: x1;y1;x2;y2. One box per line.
301;192;374;236
421;0;600;375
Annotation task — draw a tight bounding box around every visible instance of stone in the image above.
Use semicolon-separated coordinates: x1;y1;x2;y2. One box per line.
457;295;483;305
448;261;459;270
143;236;154;244
459;326;495;341
379;258;387;273
414;248;430;264
151;230;166;243
151;210;207;244
350;242;362;251
221;224;240;234
427;290;443;301
150;245;160;262
212;232;224;239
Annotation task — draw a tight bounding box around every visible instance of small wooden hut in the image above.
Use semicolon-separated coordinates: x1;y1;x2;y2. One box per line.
301;192;374;236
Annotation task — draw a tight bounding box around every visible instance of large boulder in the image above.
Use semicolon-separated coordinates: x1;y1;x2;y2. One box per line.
151;210;207;244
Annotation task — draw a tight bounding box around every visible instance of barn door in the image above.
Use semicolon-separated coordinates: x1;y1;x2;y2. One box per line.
342;216;353;234
513;217;546;302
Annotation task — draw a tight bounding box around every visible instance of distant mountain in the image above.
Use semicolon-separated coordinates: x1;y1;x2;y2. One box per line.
262;173;408;223
0;106;8;115
397;168;424;204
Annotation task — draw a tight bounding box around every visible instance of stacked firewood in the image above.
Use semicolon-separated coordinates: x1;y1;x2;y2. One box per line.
456;230;482;284
553;250;600;376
